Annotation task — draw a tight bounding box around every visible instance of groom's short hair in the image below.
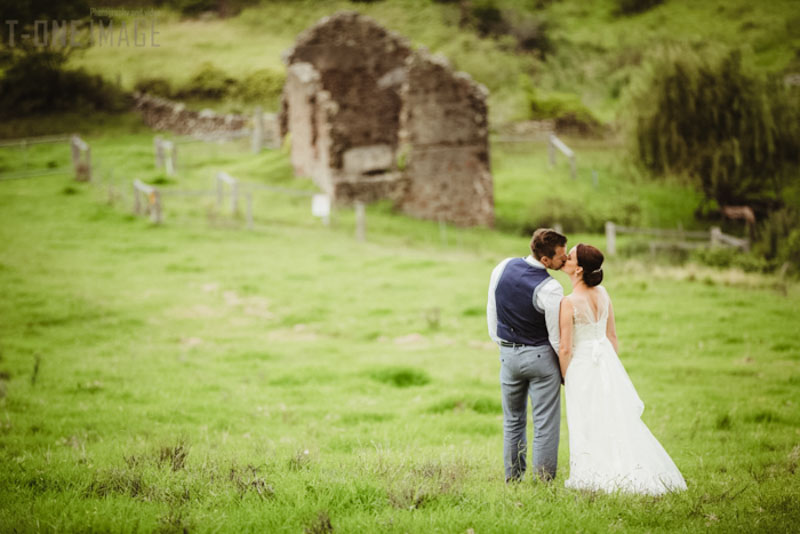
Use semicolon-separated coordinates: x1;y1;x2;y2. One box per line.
531;228;567;260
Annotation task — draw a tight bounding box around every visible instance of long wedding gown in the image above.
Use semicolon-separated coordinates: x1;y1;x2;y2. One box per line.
564;286;687;495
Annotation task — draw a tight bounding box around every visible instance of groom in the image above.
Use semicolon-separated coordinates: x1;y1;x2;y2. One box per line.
486;228;567;482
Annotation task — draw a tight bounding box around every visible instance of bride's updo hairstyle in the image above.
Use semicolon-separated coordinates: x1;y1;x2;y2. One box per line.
577;244;604;287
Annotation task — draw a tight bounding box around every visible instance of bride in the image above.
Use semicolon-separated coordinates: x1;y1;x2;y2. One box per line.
558;244;687;495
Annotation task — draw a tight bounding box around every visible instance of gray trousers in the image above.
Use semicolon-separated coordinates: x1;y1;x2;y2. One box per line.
499;344;561;482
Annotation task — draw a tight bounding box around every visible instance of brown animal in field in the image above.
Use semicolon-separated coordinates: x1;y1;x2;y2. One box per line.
721;205;756;225
721;205;756;237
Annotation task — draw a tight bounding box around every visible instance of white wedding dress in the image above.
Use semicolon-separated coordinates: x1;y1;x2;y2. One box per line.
564;286;687;495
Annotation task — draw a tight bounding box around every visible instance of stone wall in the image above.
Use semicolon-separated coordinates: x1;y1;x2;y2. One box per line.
133;92;280;145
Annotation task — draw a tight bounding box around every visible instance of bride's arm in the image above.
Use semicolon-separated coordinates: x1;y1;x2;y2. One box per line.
606;298;619;353
558;298;573;379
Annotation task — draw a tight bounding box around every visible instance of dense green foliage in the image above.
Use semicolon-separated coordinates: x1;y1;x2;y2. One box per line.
627;48;800;212
134;63;286;109
0;52;128;118
754;207;800;270
0;130;798;531
614;0;664;16
0;0;129;117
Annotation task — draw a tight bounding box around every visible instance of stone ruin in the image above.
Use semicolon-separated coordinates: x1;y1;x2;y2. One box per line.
279;12;494;227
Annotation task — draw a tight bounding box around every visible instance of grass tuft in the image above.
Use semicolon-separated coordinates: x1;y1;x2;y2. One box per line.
370;367;432;388
159;443;190;472
304;511;334;534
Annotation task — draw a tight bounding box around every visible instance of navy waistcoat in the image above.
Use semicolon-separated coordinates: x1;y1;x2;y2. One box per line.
495;258;551;346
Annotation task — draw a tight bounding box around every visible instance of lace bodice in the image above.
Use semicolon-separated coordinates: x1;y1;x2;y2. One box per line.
569;285;610;345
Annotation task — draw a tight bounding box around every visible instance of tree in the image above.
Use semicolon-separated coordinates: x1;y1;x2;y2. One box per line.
626;46;800;215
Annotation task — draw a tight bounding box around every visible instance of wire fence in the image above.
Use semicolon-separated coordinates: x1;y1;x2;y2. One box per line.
0;135;73;181
71;133;376;240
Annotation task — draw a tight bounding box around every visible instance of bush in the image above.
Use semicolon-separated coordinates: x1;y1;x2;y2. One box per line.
510;14;553;57
175;0;218;16
692;247;776;273
626;47;800;213
228;69;286;105
466;0;509;37
133;77;173;98
176;62;237;99
0;52;127;118
458;1;554;56
753;207;800;270
524;83;604;135
615;0;664;16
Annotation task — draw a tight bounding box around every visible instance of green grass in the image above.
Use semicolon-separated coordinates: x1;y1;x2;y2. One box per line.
1;125;799;532
491;138;705;234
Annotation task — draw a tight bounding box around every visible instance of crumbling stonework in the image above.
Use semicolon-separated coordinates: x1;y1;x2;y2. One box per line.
398;52;493;227
134;92;280;144
280;12;494;227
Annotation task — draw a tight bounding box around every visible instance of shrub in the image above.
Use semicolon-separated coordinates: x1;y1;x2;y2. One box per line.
175;0;218;17
176;62;237;99
229;69;286;104
752;207;800;271
467;0;509;37
0;51;127;118
692;247;776;273
626;47;800;213
524;83;604;135
615;0;664;16
133;77;173;98
510;14;553;57
458;1;554;56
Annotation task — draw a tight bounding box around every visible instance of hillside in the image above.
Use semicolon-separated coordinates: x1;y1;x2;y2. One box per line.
68;0;800;125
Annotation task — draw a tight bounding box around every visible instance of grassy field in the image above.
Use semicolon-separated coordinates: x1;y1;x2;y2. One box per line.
1;131;799;532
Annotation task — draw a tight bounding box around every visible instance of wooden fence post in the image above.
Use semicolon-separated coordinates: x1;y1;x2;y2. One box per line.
163;140;176;176
150;188;162;224
605;221;616;256
154;136;164;169
133;182;141;214
355;201;366;242
246;192;253;230
133;179;162;224
231;179;239;214
710;226;722;247
252;106;263;154
549;133;576;179
216;172;238;213
71;135;91;181
548;133;556;168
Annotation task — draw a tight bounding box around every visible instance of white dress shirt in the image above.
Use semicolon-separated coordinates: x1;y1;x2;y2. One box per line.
486;255;564;353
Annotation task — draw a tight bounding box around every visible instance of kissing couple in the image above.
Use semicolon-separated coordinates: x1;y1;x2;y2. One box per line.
487;228;687;495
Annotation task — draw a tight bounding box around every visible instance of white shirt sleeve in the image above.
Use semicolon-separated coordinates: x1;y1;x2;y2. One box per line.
536;278;564;354
487;258;512;344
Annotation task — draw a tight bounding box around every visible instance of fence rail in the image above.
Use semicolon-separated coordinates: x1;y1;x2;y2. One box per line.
0;135;72;147
548;133;576;180
605;221;750;256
